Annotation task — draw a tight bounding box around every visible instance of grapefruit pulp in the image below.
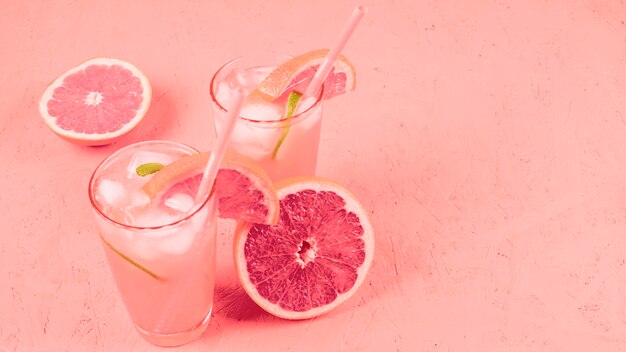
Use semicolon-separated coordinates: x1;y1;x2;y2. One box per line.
234;177;375;319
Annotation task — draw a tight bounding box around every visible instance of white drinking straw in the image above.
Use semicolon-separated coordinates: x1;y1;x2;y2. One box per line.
194;88;245;204
303;5;368;98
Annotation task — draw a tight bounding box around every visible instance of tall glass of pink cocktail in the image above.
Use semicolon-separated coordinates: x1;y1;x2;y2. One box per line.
88;140;217;347
210;53;324;181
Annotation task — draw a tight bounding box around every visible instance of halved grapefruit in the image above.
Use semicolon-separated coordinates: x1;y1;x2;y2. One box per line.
252;49;356;101
234;177;375;319
143;151;279;225
39;58;151;146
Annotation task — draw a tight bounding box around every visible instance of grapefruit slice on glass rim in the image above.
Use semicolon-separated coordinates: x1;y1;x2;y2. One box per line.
97;151;279;281
251;49;356;101
143;151;279;225
234;177;375;319
39;58;151;146
249;49;357;158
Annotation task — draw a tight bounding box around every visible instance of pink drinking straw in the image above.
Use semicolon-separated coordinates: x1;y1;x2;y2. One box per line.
194;88;246;204
302;5;368;98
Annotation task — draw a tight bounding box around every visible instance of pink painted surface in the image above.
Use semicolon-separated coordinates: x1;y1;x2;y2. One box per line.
1;0;625;351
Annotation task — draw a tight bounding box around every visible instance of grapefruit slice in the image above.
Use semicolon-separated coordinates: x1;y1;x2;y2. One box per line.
252;49;356;101
39;58;152;146
143;152;279;225
234;177;375;319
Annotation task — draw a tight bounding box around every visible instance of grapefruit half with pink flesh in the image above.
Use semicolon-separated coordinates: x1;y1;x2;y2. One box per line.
39;58;151;146
143;152;279;225
234;177;375;319
251;49;356;101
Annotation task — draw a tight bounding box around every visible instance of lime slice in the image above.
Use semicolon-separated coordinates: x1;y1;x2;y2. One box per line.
136;162;164;176
272;91;303;159
99;233;162;280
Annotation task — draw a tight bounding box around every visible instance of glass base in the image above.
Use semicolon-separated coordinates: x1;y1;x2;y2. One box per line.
135;310;212;347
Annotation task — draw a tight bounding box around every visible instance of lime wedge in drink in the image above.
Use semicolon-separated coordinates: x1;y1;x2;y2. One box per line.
272;91;303;159
100;233;163;281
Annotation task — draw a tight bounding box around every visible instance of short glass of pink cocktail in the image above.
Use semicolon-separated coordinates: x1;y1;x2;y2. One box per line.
210;53;324;181
88;140;217;347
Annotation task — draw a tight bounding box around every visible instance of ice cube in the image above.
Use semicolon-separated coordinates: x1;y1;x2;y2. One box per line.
157;203;214;255
130;233;163;261
129;189;150;208
231;68;253;89
164;193;195;214
215;81;248;112
119;189;151;224
215;82;234;108
126;151;173;179
240;102;282;121
157;226;196;255
214;101;282;159
96;179;127;207
132;207;181;228
229;123;281;159
246;65;274;85
223;66;273;91
223;68;247;89
134;206;198;256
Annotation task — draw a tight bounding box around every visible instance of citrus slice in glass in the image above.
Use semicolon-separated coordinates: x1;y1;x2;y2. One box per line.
251;49;356;101
234;177;375;319
143;151;279;225
39;58;152;146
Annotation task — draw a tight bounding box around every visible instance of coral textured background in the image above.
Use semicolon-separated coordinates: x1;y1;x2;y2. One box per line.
1;0;626;351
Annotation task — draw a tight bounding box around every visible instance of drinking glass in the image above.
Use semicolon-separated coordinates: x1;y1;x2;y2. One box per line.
88;140;217;347
210;53;324;181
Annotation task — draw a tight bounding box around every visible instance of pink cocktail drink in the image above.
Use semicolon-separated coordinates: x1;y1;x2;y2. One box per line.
88;141;217;347
210;54;324;181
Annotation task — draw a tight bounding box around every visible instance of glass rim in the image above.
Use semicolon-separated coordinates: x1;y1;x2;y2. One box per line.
88;140;214;231
209;53;325;125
